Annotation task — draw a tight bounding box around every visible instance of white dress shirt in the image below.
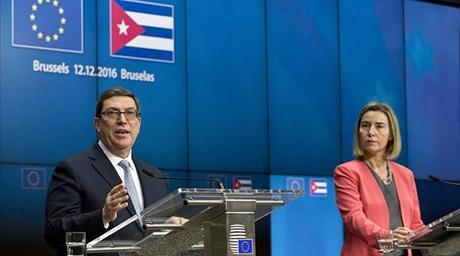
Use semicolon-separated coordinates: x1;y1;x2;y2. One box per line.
98;140;144;210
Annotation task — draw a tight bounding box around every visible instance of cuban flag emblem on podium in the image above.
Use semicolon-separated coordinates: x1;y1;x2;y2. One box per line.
309;178;328;197
110;0;174;63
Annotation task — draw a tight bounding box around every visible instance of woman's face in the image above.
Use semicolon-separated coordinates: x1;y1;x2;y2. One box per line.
359;110;391;158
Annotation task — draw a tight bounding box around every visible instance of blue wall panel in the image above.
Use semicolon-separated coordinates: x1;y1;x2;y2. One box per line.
416;180;460;223
0;0;97;164
267;0;341;175
340;0;407;163
405;0;460;180
163;169;188;191
0;164;54;254
187;0;268;172
96;0;188;170
270;175;343;256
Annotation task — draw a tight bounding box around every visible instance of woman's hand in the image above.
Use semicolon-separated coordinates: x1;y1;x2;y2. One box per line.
392;227;413;244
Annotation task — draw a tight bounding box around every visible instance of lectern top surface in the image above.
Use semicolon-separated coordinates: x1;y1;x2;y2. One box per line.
406;208;460;245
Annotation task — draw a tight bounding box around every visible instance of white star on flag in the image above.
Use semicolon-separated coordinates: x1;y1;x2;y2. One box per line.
117;19;129;35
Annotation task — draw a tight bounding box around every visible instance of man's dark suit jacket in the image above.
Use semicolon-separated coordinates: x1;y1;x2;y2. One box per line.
45;144;168;256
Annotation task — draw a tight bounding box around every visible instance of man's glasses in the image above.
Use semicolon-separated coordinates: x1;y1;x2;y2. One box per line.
99;108;140;120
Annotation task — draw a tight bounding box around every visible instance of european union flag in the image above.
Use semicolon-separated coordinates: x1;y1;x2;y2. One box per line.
237;239;253;255
22;168;46;190
12;0;83;53
286;177;305;190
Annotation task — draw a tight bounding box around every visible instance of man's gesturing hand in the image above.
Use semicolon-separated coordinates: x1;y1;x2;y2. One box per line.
102;183;129;225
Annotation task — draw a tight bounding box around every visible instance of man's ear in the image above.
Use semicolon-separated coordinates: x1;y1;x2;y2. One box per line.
94;117;100;133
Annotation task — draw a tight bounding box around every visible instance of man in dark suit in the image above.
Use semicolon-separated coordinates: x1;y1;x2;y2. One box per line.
45;87;169;256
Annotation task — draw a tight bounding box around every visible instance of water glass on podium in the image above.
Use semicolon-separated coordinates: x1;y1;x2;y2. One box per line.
66;232;86;256
378;231;396;253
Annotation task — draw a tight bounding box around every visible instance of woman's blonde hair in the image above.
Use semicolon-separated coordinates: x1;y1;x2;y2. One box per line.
352;101;401;160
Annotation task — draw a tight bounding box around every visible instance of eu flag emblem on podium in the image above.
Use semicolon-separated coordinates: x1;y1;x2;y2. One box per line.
12;0;83;53
237;239;253;255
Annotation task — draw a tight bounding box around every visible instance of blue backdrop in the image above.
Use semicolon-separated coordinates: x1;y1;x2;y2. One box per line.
1;0;459;255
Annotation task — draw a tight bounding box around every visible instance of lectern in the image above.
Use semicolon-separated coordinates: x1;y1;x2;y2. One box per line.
85;188;304;256
398;208;460;256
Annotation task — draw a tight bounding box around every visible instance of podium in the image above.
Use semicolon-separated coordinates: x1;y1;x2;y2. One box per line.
400;208;460;256
85;188;304;255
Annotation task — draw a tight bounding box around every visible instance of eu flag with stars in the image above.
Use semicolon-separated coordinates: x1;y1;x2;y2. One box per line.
237;239;254;254
22;168;45;190
12;0;83;53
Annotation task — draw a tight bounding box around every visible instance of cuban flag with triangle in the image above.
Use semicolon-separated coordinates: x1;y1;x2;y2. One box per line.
110;0;174;63
309;178;328;197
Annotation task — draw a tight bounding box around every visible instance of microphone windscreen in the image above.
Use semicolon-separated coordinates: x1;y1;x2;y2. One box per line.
428;174;441;182
142;168;156;178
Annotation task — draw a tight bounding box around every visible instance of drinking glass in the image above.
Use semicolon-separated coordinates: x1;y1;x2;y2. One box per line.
378;231;396;253
66;232;86;256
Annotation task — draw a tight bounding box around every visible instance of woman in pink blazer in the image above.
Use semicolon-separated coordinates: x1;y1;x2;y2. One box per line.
334;102;424;256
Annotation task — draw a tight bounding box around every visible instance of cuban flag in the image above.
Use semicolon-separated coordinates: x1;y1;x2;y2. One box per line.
233;176;252;189
12;0;83;53
110;0;174;63
309;178;328;197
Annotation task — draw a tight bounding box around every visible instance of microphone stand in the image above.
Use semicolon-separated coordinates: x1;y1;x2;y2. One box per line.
142;169;225;189
428;175;460;186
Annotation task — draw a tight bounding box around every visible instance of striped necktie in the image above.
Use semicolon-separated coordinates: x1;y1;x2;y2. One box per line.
118;160;142;214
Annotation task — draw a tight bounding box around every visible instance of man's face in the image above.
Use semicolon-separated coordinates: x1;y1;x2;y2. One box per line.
94;96;141;158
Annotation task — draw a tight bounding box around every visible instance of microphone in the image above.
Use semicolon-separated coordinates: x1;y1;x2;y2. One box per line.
142;169;225;189
428;174;460;186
